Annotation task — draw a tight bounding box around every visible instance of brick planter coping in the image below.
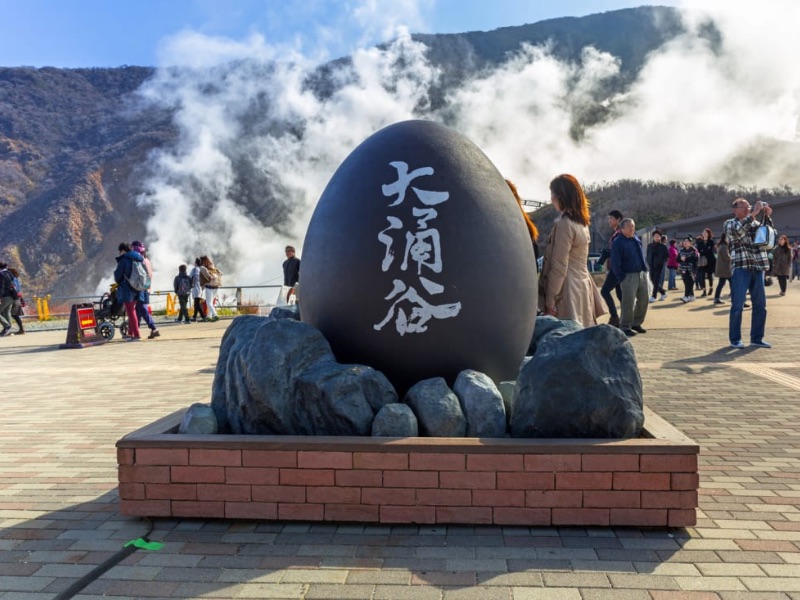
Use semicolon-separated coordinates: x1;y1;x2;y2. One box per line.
117;406;698;527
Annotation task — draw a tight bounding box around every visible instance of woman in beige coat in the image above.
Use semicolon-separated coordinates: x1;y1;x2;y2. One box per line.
540;174;606;327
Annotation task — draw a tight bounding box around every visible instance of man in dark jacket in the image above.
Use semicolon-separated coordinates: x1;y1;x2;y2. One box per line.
282;245;300;301
646;231;670;302
0;262;15;336
611;219;649;337
113;243;145;341
599;210;624;327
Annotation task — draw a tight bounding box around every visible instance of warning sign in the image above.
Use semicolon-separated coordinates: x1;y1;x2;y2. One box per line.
60;303;107;349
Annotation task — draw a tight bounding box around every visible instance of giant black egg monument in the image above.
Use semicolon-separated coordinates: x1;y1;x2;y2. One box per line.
301;120;538;392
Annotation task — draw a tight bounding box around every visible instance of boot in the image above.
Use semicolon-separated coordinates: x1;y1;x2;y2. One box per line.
608;315;620;328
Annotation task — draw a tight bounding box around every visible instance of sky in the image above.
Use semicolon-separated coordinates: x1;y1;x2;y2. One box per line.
0;0;679;68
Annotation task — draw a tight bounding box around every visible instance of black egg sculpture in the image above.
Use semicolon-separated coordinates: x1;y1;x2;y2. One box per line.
301;120;537;392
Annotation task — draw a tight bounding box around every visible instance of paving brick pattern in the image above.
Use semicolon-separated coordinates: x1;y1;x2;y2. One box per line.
3;315;800;598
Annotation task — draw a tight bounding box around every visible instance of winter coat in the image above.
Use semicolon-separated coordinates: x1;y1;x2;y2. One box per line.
667;245;680;269
189;266;202;299
113;251;145;304
540;213;606;328
678;246;698;273
714;242;733;279
696;239;717;271
773;244;793;277
646;241;669;271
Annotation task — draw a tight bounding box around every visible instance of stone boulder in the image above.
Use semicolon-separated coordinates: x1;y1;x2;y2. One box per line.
453;370;507;437
178;403;218;434
269;305;301;320
372;403;419;437
511;324;644;438
527;315;583;355
404;378;466;437
292;363;397;435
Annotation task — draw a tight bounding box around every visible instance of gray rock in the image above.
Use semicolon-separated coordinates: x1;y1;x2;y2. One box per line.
453;370;507;437
404;378;466;437
178;403;218;434
372;403;419;437
511;324;644;438
211;316;334;434
269;305;301;320
292;363;398;435
527;315;583;355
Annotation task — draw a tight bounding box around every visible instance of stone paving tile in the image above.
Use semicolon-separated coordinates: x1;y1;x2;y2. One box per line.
512;588;581;599
373;586;444;600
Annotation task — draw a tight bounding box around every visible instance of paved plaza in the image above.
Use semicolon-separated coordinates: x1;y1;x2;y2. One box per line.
1;287;800;599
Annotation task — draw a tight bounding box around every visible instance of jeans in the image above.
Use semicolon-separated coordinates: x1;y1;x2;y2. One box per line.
668;267;677;289
793;262;800;280
729;268;767;344
136;302;157;331
619;271;649;329
601;272;622;320
714;277;730;300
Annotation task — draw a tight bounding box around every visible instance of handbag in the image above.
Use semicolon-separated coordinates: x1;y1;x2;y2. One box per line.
697;256;708;268
754;224;777;250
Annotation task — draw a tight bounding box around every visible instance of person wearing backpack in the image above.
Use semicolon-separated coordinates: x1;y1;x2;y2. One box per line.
131;241;160;339
173;264;192;324
113;243;145;341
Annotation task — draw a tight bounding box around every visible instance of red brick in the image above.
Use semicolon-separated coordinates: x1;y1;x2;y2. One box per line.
556;472;612;490
667;509;697;527
279;503;323;521
119;465;170;484
582;454;639;472
614;472;671;490
436;506;493;524
197;484;251;502
610;509;667;526
324;504;379;522
280;469;334;486
416;489;471;506
225;501;277;520
524;454;581;472
672;473;700;490
353;452;408;470
584;490;641;509
336;469;383;487
135;449;188;466
497;472;554;490
552;508;609;526
362;487;416;505
117;448;134;465
440;472;496;490
642;491;698;509
119;499;171;517
640;454;697;473
172;501;225;518
493;507;551;526
252;485;306;503
380;506;436;524
146;483;197;501
384;470;438;488
307;486;361;504
171;466;225;484
298;451;352;469
242;450;297;468
466;454;523;471
224;467;279;485
189;449;242;467
409;453;465;471
118;482;145;500
472;490;525;507
525;490;583;508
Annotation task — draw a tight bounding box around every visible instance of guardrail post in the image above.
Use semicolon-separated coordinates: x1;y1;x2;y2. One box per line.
34;295;51;321
236;287;242;310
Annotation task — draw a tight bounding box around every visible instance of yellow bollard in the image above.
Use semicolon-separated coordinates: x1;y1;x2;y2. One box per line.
166;293;177;316
34;295;51;321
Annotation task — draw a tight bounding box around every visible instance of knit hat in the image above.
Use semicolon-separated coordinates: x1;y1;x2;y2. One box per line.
132;240;146;252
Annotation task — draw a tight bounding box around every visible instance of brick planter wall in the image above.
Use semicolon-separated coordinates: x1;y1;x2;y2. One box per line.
117;406;698;527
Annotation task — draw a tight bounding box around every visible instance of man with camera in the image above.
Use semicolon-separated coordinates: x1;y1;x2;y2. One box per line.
723;198;773;349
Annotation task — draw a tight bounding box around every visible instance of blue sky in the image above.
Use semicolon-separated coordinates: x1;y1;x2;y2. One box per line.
0;0;679;68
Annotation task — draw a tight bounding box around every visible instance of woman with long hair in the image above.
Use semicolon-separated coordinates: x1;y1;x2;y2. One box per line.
539;174;605;327
713;231;733;304
199;255;223;322
773;234;792;296
696;228;716;297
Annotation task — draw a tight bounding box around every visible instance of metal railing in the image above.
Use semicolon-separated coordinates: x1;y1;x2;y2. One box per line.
31;284;287;321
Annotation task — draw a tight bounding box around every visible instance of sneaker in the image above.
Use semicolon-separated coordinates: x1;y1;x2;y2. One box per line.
148;329;161;339
0;327;10;337
779;292;786;296
15;330;24;335
622;329;637;337
210;316;220;322
632;325;647;334
649;297;656;303
730;340;745;349
608;316;620;328
687;296;696;302
713;298;724;304
750;341;772;348
127;336;142;342
660;294;667;301
680;296;689;303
